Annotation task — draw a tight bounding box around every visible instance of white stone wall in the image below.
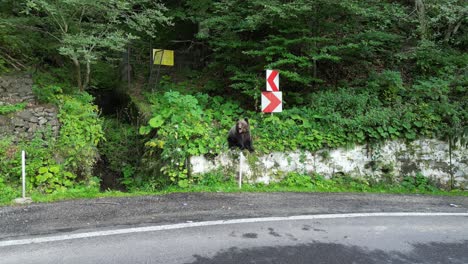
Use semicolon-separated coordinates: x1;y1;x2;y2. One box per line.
190;139;467;187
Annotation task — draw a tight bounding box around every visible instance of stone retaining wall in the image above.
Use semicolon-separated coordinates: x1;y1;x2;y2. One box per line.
0;74;59;141
0;74;35;104
191;139;467;188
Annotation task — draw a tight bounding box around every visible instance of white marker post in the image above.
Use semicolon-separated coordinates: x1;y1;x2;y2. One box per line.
14;150;32;204
22;150;26;198
239;152;243;189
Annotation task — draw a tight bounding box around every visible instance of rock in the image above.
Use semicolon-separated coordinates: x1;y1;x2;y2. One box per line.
14;197;33;204
28;124;38;132
38;118;48;125
12;118;25;127
0;116;9;126
49;119;59;126
17;110;33;121
15;126;26;132
30;116;39;123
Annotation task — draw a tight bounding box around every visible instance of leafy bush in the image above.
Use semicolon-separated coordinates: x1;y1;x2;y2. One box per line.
98;118;141;189
0;138;19;190
0;131;76;194
196;170;234;187
57;92;104;179
0;89;104;195
32;84;62;104
140;91;225;187
0;180;18;204
138;79;466;189
401;173;438;192
280;172;313;188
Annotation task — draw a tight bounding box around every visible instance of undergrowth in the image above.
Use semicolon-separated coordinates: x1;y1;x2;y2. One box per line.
2;172;465;206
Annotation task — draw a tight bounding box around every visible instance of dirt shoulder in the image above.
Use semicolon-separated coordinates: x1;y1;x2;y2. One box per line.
1;192;467;240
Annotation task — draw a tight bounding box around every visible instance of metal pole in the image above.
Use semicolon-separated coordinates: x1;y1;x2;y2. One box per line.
148;41;154;87
153;50;164;92
22;150;26;198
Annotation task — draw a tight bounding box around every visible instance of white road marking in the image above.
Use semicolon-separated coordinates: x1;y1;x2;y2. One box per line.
1;212;467;247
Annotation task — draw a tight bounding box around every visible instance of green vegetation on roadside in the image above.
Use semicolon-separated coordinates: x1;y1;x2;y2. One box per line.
2;171;466;206
0;0;466;204
0;102;26;115
0;83;104;201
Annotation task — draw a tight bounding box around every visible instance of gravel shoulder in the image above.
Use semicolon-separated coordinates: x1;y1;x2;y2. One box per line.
1;192;467;240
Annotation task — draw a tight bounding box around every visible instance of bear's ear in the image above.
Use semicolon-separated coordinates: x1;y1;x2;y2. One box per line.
244;118;249;123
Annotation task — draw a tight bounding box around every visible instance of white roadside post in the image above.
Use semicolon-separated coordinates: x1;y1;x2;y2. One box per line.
22;150;25;198
14;150;32;204
239;152;243;189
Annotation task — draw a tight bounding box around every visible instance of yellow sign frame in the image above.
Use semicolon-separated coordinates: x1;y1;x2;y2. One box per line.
153;49;174;66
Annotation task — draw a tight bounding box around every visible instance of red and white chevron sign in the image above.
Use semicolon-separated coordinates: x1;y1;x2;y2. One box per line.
262;91;282;113
266;70;279;91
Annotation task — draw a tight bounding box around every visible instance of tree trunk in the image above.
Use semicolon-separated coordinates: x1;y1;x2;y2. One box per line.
72;58;83;91
415;0;428;40
83;60;91;91
445;20;463;43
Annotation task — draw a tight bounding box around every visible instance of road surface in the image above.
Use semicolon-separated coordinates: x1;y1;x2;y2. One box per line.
0;192;467;263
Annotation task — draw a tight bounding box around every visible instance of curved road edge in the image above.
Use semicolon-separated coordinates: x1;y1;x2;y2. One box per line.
1;192;467;240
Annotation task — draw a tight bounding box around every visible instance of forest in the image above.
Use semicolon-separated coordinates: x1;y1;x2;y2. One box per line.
0;0;467;202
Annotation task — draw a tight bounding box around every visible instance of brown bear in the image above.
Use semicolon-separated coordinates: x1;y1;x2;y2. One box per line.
227;118;254;152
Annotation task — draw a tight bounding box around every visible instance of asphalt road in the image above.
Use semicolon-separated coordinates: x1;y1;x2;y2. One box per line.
1;192;467;263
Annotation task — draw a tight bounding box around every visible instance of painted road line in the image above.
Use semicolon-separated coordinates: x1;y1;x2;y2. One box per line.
1;212;468;247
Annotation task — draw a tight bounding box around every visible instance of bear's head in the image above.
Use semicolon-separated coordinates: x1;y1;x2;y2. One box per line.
236;118;250;134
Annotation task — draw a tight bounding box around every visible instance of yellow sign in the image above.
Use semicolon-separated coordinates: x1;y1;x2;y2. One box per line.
153;49;174;66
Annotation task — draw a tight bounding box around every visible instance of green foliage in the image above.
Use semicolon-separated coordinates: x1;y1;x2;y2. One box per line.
0;88;103;195
57;92;104;179
196;170;233;187
98;118;141;189
0;137;19;188
367;70;404;105
30;70;76;96
181;0;410;105
138;78;466;189
35;165;75;194
0;0;49;71
0;177;19;204
266;172;442;194
0;132;76;195
141;91;222;187
401;173;438;192
32;85;63;104
23;0;172;90
1;0;467;197
0;58;9;74
255;112;346;153
0;102;26;115
280;172;313;188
